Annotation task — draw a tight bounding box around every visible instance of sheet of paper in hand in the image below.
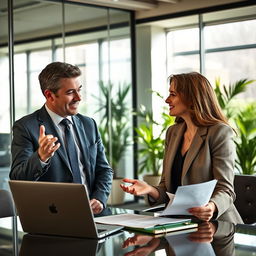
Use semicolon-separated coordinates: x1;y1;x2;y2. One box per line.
160;180;217;216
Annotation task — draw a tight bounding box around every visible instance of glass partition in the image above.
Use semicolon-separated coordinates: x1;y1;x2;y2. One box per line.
106;9;133;203
13;0;62;119
0;0;11;190
0;0;134;204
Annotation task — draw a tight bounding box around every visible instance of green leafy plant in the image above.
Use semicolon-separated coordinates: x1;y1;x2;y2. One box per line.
93;81;131;177
214;78;254;119
234;104;256;175
135;92;175;176
214;78;256;175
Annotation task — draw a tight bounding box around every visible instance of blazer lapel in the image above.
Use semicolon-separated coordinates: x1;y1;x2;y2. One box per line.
181;126;208;181
37;106;71;170
72;116;90;172
165;123;186;192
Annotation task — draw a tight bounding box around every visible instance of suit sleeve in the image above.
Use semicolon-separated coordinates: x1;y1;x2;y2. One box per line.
89;119;113;208
10;120;49;181
208;124;236;218
148;126;173;206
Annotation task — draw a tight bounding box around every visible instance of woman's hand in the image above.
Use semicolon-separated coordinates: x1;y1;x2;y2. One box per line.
188;202;216;221
120;178;152;195
120;178;159;199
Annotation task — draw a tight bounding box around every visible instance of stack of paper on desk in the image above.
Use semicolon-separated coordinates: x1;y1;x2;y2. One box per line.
95;214;198;234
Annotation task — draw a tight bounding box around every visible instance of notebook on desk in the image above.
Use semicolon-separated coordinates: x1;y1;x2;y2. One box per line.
9;180;123;239
95;213;198;235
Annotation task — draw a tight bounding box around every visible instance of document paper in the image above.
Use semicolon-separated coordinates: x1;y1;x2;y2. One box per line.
160;180;217;216
95;213;190;229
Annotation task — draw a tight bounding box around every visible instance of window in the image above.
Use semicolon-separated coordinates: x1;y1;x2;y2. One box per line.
204;19;256;99
166;6;256;99
29;50;52;113
56;42;100;118
0;56;10;133
166;16;199;75
204;19;256;48
102;38;131;85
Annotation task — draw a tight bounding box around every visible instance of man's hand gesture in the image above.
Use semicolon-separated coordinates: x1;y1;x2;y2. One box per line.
37;125;60;162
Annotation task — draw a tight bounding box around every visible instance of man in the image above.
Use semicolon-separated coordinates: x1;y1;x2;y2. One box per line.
10;62;113;214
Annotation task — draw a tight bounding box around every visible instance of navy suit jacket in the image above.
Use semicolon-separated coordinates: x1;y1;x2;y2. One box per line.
10;106;113;207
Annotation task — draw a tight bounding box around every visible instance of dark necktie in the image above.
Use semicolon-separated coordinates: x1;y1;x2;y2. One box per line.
60;118;82;183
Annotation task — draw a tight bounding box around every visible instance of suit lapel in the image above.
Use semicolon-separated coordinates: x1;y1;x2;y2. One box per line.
37;106;71;170
72;116;90;171
165;123;186;191
182;126;208;181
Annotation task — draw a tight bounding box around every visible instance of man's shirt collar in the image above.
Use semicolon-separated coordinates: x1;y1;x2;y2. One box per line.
44;104;73;126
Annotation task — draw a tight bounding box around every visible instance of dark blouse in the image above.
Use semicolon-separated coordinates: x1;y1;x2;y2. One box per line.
170;138;187;193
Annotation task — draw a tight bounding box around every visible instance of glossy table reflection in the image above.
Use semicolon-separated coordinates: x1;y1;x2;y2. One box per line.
0;208;255;256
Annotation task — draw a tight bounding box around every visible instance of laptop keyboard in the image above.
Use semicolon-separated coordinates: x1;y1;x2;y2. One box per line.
98;229;107;233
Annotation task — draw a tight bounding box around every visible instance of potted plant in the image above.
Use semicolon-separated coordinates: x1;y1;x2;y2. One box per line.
214;78;256;223
234;104;256;175
214;78;254;119
93;81;131;205
214;78;255;175
135;92;175;186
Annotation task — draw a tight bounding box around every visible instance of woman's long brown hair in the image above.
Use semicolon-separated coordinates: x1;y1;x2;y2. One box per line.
168;72;229;127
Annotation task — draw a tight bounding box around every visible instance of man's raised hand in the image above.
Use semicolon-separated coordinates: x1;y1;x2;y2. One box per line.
37;125;60;162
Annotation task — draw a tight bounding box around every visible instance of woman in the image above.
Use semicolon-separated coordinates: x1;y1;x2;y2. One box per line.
121;72;243;224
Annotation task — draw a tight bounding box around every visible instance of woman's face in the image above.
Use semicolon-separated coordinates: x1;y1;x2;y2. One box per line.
165;81;189;118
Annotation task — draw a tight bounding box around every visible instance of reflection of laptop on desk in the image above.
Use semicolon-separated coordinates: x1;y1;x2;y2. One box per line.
19;233;104;256
9;180;123;239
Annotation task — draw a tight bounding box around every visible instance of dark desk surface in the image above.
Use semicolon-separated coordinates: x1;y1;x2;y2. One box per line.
0;208;256;256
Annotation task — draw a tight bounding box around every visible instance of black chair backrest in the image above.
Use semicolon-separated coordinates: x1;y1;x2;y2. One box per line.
234;175;256;224
0;189;16;218
0;133;11;167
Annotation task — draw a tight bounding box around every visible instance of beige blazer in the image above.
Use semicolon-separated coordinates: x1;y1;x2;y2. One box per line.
154;121;243;224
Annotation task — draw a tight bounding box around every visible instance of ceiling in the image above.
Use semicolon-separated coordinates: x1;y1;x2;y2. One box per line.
0;0;254;45
71;0;179;11
0;0;130;43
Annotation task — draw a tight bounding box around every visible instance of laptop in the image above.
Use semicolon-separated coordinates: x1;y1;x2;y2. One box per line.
9;180;123;239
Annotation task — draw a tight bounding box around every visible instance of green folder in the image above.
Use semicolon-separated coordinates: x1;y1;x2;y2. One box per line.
125;220;198;234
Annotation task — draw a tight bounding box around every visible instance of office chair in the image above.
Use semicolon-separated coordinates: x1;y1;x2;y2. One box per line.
0;189;15;218
0;133;11;167
0;189;18;255
234;175;256;224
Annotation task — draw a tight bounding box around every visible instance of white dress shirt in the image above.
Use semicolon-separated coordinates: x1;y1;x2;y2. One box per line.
42;104;86;184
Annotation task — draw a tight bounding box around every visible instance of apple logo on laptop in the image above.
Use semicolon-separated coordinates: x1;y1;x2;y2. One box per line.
49;203;58;214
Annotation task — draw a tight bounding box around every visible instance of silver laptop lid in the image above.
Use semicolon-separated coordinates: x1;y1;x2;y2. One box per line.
9;180;100;238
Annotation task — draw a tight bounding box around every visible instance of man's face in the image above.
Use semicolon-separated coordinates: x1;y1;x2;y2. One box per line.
46;77;82;117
